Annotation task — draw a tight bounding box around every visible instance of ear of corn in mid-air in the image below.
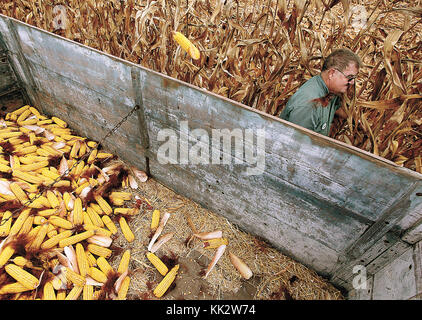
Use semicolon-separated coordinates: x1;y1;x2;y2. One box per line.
0;105;150;300
172;31;200;60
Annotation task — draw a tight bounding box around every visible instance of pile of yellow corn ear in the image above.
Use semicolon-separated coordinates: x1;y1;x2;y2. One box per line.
0;105;146;300
146;210;179;298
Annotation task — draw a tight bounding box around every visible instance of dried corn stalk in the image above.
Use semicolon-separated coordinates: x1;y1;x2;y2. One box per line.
0;0;421;172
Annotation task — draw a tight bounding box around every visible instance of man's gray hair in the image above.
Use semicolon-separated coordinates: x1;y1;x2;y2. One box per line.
322;48;362;72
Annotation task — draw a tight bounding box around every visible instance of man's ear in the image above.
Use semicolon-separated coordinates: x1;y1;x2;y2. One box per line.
327;68;335;79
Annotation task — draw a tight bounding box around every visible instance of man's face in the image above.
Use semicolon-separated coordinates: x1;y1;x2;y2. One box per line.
328;62;359;94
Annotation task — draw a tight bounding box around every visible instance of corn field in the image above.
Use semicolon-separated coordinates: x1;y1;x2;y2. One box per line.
0;0;421;173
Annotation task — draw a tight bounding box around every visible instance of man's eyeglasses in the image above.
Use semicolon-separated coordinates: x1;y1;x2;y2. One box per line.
334;68;357;83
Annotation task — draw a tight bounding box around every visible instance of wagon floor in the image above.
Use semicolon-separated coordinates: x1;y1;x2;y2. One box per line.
110;176;344;300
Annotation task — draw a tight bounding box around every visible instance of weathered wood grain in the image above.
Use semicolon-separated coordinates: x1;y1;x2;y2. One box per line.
148;156;342;275
345;182;422;260
141;69;420;223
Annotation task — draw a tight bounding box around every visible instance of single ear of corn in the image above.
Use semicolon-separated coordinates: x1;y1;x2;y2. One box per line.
18;155;48;165
85;251;97;267
153;264;179;298
89;267;107;283
101;215;117;234
172;31;201;60
52;180;71;188
203;238;229;249
33;216;47;225
65;285;83;300
9;182;29;204
114;207;139;215
94;195;113;215
0;163;12;173
75;243;89;277
51;116;67;128
29;132;36;145
39;168;60;180
29;222;49;249
29;106;40;116
150;209;160;230
69;140;81;158
41;229;73;249
83;211;93;226
64;267;86;287
86;206;104;227
4;264;39;289
63;192;73;210
146;252;168;276
12;170;43;185
0;245;15;268
117;249;131;274
37;119;52;125
12;256;28;267
96;152;113;159
37;208;58;217
25;225;40;243
56;290;66;300
0;282;32;294
87;243;112;258
83;224;112;237
40;144;62;157
86;148;97;164
90;203;103;215
18;160;49;172
48;216;73;229
0;131;22;139
43;281;56;300
96;256;113;276
16;108;31;123
110;191;132;201
78;142;87;157
72;197;83;225
110;197;124;206
46;190;60;208
0;210;13;236
74;181;90;195
58;230;95;247
11;105;30;116
119;216;135;243
47;228;58;239
83;284;94;300
17;145;38;155
117;276;130;300
9;208;31;236
18;215;34;235
87;141;97;148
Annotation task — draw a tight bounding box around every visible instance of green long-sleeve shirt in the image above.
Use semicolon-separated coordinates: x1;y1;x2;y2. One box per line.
280;74;340;136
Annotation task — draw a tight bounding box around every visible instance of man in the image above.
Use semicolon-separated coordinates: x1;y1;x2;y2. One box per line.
280;48;361;136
